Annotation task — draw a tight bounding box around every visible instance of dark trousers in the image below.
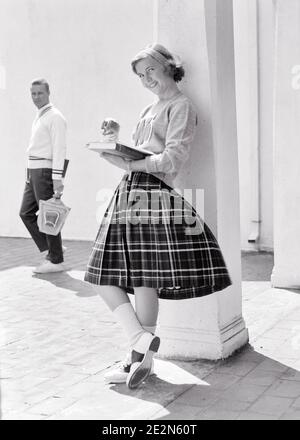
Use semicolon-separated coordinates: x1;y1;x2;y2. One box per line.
19;168;63;264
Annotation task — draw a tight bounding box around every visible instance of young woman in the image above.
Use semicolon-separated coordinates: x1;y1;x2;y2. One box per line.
84;43;231;389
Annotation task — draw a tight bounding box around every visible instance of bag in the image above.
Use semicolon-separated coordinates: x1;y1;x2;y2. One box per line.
37;197;71;236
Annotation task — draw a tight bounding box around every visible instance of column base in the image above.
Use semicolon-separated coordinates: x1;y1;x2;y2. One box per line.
271;266;300;289
157;316;249;361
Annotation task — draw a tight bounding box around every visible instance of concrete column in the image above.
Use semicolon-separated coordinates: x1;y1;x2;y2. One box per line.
155;0;248;360
271;0;300;288
233;0;261;250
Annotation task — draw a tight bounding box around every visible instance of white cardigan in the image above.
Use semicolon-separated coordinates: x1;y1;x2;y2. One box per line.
27;103;67;180
133;92;197;187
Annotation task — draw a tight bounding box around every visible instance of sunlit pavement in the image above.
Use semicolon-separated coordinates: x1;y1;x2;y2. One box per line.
1;238;300;420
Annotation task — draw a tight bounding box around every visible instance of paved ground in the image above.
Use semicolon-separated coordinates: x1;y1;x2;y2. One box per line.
0;238;300;420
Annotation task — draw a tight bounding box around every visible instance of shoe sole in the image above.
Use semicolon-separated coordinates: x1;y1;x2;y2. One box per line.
33;267;66;274
127;336;160;389
104;362;155;385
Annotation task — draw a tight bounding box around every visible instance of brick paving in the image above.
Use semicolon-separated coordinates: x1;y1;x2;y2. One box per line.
0;237;300;420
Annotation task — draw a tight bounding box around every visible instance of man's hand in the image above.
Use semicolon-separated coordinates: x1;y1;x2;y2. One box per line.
53;180;64;199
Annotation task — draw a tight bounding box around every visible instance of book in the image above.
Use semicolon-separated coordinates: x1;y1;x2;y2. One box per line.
86;141;153;160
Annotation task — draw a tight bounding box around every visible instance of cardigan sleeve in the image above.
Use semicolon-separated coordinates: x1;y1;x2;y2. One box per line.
145;99;197;175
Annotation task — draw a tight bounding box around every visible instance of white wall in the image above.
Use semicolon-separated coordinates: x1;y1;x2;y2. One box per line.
0;0;154;240
257;0;275;251
156;0;248;360
156;0;217;232
271;0;300;288
0;0;275;251
233;0;274;251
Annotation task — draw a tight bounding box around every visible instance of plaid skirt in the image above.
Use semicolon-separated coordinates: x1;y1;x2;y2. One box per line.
84;172;232;300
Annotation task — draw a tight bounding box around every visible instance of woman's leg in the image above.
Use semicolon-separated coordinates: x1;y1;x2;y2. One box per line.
93;285;145;347
93;285;158;337
93;285;130;311
134;287;159;332
95;285;160;388
125;287;160;389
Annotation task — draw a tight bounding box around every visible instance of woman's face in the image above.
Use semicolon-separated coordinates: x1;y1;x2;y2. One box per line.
135;57;172;96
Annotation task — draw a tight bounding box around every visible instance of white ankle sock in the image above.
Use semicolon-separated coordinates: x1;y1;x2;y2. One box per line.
113;302;145;347
143;325;156;334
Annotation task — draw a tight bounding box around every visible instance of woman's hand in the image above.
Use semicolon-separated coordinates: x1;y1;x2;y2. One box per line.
101;118;120;142
103;133;118;142
99;152;130;171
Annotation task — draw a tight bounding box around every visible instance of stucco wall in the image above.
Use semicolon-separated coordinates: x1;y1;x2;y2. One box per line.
233;0;274;251
155;0;217;233
0;0;275;251
0;0;154;240
257;0;275;251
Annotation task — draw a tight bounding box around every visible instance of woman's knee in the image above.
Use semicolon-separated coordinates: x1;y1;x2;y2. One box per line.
134;287;158;301
134;288;159;315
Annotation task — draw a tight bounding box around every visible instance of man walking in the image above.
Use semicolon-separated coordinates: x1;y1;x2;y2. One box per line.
20;78;68;273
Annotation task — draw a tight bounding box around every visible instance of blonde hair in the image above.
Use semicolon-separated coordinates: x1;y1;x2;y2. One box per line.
131;43;185;83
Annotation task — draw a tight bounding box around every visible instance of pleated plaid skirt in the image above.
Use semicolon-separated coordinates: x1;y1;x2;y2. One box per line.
84;172;232;299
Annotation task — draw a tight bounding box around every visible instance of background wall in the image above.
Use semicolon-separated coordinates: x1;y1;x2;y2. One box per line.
156;0;217;232
233;0;274;251
0;0;275;251
257;0;275;251
0;0;154;240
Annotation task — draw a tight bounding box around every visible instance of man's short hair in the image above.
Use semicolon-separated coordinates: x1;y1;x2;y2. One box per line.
31;78;50;93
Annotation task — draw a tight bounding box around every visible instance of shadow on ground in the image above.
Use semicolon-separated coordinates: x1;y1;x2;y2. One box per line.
33;272;97;297
241;251;274;281
0;237;93;272
106;345;300;420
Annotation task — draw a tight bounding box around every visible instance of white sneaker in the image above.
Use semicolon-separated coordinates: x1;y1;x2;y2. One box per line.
33;260;67;274
126;333;160;389
104;354;155;385
104;358;132;384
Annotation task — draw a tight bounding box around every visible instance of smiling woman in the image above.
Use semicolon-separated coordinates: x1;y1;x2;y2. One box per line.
132;43;185;82
131;44;185;99
84;43;232;390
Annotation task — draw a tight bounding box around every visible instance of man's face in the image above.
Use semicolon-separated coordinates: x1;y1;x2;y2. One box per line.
30;84;50;109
